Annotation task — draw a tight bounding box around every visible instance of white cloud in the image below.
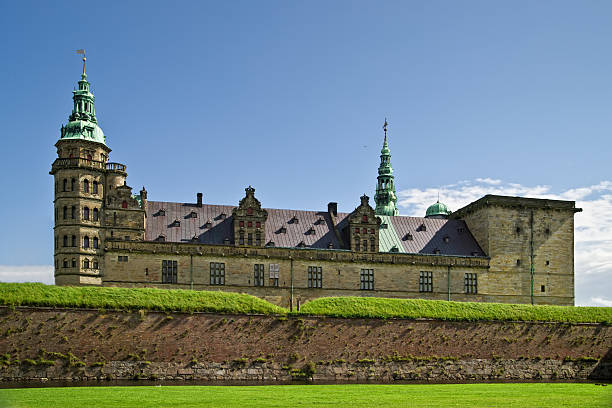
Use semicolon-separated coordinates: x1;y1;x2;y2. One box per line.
0;265;54;285
398;179;612;307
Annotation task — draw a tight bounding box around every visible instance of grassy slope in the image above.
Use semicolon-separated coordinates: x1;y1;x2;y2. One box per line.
0;283;285;315
298;296;612;324
0;384;610;408
0;283;610;323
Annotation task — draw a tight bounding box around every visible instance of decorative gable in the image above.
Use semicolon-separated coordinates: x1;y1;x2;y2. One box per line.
348;194;381;252
232;186;268;247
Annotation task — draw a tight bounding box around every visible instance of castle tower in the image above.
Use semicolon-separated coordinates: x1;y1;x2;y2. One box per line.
374;120;399;216
50;57;110;285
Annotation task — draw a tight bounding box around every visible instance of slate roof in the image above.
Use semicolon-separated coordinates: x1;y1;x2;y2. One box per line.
145;201;485;257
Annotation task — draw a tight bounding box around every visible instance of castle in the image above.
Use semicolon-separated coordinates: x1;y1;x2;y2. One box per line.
50;60;581;307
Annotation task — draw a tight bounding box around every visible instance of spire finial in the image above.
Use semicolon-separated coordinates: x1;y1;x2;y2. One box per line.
383;118;388;141
76;49;86;78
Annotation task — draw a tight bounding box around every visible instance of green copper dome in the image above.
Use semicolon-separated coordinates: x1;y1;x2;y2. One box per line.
425;201;452;218
59;60;106;146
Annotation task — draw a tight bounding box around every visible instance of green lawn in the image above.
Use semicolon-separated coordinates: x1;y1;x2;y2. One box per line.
0;383;610;408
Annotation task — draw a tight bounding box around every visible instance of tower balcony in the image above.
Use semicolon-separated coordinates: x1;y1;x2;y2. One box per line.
50;158;126;174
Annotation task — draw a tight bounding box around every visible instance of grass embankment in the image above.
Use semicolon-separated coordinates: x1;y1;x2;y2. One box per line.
0;384;610;408
0;283;285;315
0;283;610;324
298;296;612;324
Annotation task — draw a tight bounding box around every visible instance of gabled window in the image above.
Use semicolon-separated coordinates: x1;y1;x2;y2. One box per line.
307;266;322;288
83;179;89;193
443;236;450;243
162;260;178;284
219;212;226;220
307;227;315;235
327;241;334;249
254;264;265;286
92;181;98;194
205;219;212;228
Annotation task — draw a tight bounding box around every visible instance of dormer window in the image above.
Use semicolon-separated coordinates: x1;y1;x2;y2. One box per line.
457;227;465;234
205;219;212;228
278;226;287;234
307;227;315;235
266;241;275;247
297;241;306;248
380;223;388;229
404;233;413;241
157;209;166;216
433;248;440;254
223;237;230;245
390;246;399;253
157;235;166;242
362;215;368;222
171;219;180;227
317;217;325;225
290;216;298;224
192;234;199;242
443;236;450;243
327;242;334;249
471;251;479;256
190;211;197;218
219;213;226;220
247;207;253;215
417;224;426;232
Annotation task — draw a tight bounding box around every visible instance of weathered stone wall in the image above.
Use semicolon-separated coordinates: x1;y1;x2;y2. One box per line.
0;308;609;384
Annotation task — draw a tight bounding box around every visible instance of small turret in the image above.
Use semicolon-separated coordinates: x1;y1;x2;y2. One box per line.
374;119;399;216
425;200;452;219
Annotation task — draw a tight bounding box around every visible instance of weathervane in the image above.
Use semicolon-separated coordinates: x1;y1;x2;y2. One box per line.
76;49;86;75
383;118;388;137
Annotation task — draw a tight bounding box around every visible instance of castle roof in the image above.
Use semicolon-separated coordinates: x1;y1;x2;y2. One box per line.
145;201;485;256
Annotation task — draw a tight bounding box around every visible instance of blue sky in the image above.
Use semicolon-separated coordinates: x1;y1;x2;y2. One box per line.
0;1;610;305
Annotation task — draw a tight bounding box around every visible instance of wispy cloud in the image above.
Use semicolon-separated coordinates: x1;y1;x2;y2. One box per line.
398;179;612;307
0;265;54;285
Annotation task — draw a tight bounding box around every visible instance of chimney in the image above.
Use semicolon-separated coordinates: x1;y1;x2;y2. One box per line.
197;192;203;207
328;202;337;217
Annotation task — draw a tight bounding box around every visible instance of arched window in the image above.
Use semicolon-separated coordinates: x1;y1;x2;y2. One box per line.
83;236;89;248
71;178;76;191
71;259;76;268
93;237;99;249
93;208;99;221
83;207;89;220
62;179;67;192
83;259;90;269
63;206;67;219
71;206;76;219
92;181;98;194
71;235;76;247
63;235;68;247
63;259;68;268
83;179;89;193
122;201;128;209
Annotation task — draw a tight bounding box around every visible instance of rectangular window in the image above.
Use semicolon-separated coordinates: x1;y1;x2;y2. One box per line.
162;260;178;284
254;264;264;286
307;266;322;288
269;264;279;287
464;273;477;294
118;255;128;262
247;233;253;245
419;271;433;292
360;269;374;290
210;262;225;285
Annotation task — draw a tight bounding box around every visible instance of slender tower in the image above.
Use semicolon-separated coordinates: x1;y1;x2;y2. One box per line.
374;119;399;216
50;56;111;285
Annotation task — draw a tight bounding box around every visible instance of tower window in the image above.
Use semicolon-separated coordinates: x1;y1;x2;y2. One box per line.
83;259;90;269
93;260;98;269
83;236;89;248
71;259;76;268
93;237;99;249
92;181;98;194
62;179;67;192
93;208;99;221
541;285;546;293
71;178;76;191
71;235;76;247
63;235;68;247
83;207;89;220
63;259;68;268
83;179;89;193
63;206;67;219
71;206;76;219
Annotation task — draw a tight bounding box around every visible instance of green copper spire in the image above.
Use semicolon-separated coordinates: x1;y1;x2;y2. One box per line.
374;119;399;216
59;56;106;145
